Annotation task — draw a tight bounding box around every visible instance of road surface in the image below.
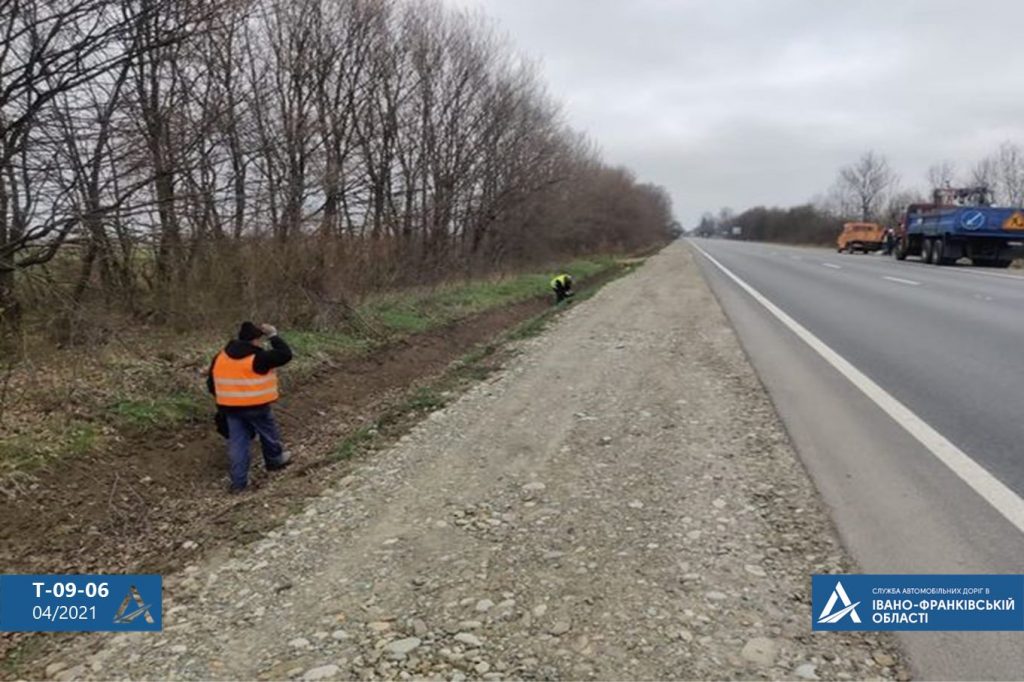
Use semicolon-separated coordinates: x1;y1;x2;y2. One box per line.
691;238;1024;680
38;244;903;681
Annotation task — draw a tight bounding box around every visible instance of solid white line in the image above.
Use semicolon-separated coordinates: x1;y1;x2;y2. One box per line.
883;276;921;286
822;263;842;270
688;239;1024;536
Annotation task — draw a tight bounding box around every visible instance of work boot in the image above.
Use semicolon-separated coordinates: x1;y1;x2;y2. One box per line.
267;451;292;472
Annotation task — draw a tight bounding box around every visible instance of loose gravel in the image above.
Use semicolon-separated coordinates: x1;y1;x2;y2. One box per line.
39;242;907;680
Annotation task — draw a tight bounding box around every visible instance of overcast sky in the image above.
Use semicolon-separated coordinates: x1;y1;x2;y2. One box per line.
447;0;1024;227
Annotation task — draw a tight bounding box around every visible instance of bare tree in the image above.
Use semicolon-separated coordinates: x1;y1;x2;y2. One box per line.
717;207;735;233
997;142;1024;207
969;142;1024;206
970;156;999;198
883;189;924;227
834;151;897;222
926;160;957;189
2;0;678;343
0;0;197;328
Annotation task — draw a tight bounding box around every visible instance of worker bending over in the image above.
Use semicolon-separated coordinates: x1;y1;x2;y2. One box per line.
551;273;574;303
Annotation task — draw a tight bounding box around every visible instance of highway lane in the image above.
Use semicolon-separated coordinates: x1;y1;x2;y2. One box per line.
702;240;1024;495
689;238;1024;680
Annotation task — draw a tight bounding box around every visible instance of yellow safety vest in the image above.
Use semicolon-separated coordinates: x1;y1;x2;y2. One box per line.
551;274;571;290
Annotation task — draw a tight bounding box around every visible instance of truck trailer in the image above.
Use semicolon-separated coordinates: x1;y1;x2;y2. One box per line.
895;187;1024;267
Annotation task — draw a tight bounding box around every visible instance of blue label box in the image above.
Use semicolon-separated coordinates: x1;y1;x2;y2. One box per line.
812;574;1024;631
0;574;162;632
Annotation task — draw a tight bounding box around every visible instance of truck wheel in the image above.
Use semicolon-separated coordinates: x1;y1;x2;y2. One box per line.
933;237;950;266
895;241;908;260
921;238;933;264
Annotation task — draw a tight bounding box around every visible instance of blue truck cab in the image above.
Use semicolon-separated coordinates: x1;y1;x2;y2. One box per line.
895;187;1024;267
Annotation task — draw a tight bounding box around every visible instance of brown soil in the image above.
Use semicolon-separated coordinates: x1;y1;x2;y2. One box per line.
0;264;632;669
0;296;554;584
7;245;909;682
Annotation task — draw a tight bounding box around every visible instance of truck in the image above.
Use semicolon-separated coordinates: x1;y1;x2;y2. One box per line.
894;186;1024;267
837;222;886;253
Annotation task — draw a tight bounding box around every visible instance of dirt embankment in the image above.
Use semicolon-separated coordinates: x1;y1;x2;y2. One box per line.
2;301;547;573
24;243;906;681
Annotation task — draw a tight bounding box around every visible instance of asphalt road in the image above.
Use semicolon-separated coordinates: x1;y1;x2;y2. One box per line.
41;243;904;681
690;238;1024;681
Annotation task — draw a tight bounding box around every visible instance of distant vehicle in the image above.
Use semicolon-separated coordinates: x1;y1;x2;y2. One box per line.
894;186;1024;267
837;222;886;253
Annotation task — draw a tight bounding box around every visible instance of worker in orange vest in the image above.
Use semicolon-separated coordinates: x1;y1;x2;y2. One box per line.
207;321;293;492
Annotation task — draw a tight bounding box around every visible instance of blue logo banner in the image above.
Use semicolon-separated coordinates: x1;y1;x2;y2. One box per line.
0;574;162;632
812;574;1024;631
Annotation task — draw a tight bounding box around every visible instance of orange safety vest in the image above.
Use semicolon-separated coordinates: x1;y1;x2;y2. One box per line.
211;352;279;407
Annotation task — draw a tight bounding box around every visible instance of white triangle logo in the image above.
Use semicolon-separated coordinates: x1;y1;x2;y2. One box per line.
817;580;862;624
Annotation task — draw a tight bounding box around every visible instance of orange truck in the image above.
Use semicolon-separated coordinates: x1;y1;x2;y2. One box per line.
837;222;886;253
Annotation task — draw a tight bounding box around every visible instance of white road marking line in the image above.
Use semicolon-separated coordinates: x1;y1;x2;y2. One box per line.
688;240;1024;536
822;263;842;270
883;276;921;286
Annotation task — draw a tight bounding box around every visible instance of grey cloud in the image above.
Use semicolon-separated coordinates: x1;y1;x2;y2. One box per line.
450;0;1024;225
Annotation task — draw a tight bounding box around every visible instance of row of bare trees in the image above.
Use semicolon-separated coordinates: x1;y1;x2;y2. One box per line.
829;144;1024;226
693;205;841;245
704;142;1024;245
0;0;675;341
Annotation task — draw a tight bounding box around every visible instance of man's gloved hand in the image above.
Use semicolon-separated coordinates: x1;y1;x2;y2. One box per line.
260;323;278;337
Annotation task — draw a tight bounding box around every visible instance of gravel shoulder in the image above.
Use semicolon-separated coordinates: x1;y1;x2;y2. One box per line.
38;242;906;681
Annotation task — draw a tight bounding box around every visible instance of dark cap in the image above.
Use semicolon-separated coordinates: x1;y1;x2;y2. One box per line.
238;321;265;342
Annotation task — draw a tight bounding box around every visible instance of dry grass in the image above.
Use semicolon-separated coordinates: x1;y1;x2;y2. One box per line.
0;256;620;485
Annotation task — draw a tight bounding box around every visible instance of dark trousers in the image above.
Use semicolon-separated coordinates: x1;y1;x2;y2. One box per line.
554;285;572;303
224;405;286;489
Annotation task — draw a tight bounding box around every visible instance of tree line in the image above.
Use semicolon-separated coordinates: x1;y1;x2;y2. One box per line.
696;142;1024;245
0;0;676;343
